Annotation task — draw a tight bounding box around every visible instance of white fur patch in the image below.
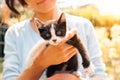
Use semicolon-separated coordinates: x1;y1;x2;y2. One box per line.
83;62;95;76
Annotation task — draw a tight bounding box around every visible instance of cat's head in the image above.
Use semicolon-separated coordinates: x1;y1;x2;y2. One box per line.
34;13;68;45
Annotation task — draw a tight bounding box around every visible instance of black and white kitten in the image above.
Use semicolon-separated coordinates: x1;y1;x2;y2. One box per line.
34;13;95;77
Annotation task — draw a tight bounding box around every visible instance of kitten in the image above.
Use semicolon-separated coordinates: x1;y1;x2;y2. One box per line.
34;13;95;77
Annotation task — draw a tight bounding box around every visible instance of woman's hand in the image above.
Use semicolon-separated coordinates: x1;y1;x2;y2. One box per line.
38;42;77;68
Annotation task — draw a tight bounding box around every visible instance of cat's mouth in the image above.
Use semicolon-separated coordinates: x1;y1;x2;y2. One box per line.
50;40;60;45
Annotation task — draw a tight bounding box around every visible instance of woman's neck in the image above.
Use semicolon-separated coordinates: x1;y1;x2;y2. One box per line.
34;6;62;22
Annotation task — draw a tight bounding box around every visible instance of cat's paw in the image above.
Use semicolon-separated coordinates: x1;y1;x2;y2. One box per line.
83;62;95;76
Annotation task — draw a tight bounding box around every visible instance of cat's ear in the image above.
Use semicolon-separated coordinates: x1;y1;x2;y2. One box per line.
38;27;44;33
34;18;44;28
57;13;66;23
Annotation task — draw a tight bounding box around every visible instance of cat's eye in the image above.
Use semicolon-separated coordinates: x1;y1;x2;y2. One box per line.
46;33;50;37
56;31;62;35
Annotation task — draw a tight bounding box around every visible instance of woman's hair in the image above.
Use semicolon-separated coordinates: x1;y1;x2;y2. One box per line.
5;0;27;16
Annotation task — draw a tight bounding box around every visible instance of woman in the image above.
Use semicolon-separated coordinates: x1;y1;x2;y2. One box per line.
2;0;106;80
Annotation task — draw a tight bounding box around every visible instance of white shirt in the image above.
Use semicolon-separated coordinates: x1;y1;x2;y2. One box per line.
2;14;106;80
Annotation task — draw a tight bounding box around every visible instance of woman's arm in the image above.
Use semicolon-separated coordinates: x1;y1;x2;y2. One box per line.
2;27;20;80
15;64;45;80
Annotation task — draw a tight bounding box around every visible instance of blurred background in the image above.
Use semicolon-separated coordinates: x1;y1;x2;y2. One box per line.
0;0;120;80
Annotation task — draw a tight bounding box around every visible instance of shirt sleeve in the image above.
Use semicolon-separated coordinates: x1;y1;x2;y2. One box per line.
2;27;20;80
86;20;107;79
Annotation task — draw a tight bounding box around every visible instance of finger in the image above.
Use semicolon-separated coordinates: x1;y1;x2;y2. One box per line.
65;48;77;57
63;48;77;62
60;44;73;51
58;47;76;63
56;45;76;62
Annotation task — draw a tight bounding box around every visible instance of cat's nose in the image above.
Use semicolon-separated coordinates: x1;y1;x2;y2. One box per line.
53;39;57;42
